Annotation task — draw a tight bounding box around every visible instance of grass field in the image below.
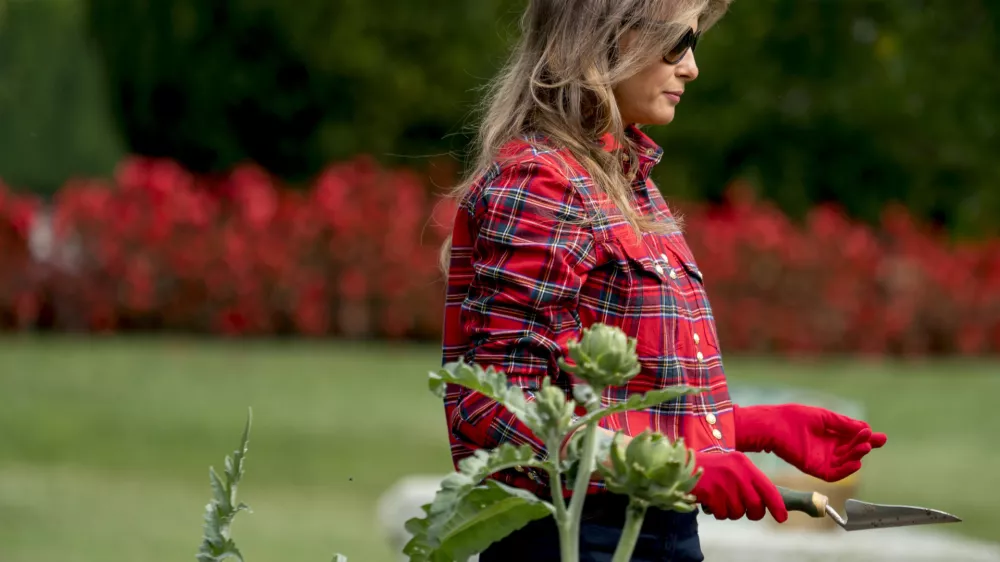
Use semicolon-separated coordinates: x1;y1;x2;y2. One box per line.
1;336;998;561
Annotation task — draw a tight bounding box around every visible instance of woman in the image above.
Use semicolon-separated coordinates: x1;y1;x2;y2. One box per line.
438;0;888;560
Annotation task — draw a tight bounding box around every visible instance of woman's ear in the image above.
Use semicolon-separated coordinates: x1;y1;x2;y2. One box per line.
618;28;638;53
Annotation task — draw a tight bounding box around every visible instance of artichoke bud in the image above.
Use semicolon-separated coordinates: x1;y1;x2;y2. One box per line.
534;377;574;434
602;431;701;512
558;324;641;389
626;432;674;476
652;453;682;485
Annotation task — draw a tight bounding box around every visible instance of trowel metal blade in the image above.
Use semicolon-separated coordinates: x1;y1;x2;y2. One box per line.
841;498;962;531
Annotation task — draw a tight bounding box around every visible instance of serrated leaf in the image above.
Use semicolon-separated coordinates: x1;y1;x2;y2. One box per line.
209;468;230;512
224;411;251;502
455;443;541;483
428;443;545;527
403;480;554;562
403;444;550;561
404;504;433;537
570;386;706;431
428;360;544;434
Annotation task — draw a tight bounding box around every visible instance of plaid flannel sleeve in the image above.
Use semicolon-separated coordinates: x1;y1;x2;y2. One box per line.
452;159;593;459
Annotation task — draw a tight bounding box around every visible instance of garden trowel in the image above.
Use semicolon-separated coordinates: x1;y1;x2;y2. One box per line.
755;486;961;531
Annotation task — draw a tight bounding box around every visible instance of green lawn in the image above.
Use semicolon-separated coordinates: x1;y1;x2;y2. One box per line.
0;336;997;562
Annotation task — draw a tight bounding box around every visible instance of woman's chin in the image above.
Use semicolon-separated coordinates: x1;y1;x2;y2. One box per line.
640;108;675;126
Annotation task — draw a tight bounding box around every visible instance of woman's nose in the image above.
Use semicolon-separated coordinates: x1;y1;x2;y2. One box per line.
676;51;699;81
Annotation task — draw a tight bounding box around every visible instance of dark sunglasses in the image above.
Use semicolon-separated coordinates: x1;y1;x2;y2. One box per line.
663;27;701;65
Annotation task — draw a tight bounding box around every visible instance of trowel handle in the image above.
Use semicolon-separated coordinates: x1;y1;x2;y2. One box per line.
701;486;830;518
777;486;829;518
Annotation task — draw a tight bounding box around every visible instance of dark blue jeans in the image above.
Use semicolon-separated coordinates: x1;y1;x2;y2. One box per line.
479;493;704;562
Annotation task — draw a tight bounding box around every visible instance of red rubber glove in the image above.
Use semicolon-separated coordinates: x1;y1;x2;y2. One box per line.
734;404;888;483
691;451;789;523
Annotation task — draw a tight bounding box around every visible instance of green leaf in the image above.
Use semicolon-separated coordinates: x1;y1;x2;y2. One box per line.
569;386;707;433
428;360;544;435
403;443;552;561
224;412;252;504
428;443;546;529
455;443;543;483
402;480;554;562
209;469;230;513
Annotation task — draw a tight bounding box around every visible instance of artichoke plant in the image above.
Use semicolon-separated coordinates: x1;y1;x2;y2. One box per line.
408;322;705;562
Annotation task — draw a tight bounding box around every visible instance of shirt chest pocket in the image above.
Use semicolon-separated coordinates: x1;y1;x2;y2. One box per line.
603;226;721;364
601;226;680;358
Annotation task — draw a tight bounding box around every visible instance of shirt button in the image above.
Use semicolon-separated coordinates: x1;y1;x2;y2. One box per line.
645;148;654;156
706;413;717;425
696;351;704;362
694;333;701;344
669;269;678;279
654;264;664;274
712;428;723;440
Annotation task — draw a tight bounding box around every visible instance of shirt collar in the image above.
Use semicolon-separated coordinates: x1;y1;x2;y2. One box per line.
598;124;664;181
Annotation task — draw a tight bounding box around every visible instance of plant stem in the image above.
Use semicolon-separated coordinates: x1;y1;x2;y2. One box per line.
544;435;574;562
564;420;600;560
542;439;569;527
548;466;569;520
611;500;648;562
545;461;576;562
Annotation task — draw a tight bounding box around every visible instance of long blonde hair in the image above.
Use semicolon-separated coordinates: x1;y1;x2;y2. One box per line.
439;0;732;271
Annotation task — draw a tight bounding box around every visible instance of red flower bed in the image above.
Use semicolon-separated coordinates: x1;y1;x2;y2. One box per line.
17;155;456;338
678;183;1000;356
1;158;998;355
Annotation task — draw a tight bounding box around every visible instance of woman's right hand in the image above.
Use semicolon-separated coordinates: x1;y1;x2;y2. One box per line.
691;451;789;523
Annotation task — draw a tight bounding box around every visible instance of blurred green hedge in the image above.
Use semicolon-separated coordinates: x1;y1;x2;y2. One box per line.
0;0;125;197
2;0;998;238
82;0;518;183
660;0;1000;238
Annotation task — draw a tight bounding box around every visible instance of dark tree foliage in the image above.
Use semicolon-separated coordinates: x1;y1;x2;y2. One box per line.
78;0;1000;235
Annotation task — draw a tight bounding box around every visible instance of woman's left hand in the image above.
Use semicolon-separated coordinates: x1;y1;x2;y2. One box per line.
734;404;888;483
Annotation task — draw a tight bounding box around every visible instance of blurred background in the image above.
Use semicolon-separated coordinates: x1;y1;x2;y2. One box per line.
1;0;998;560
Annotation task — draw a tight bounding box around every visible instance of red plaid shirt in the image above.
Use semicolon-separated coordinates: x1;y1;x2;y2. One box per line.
441;125;735;498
